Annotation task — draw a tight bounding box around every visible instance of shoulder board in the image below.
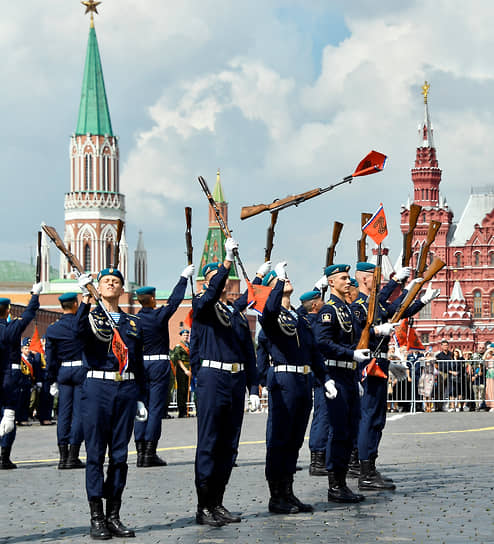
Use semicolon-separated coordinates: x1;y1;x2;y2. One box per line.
328;300;335;306
356;298;366;305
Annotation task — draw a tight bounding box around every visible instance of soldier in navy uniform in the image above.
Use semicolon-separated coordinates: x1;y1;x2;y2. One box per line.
190;238;260;527
314;264;370;503
0;284;41;469
77;268;148;540
133;264;194;468
259;263;335;514
45;292;87;470
33;338;56;426
0;300;15;446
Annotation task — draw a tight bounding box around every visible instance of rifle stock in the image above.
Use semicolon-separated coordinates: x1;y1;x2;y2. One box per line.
35;231;42;283
402;204;422;267
416;221;441;276
391;257;445;322
357;213;372;262
264;211;279;262
326;222;343;267
356;262;382;349
241;188;321;220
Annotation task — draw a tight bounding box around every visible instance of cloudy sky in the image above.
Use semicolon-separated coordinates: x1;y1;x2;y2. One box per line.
2;0;494;296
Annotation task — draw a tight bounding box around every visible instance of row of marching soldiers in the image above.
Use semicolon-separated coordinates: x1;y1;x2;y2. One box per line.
0;236;440;539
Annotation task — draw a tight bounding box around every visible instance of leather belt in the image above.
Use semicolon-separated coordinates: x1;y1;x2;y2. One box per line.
274;364;311;374
61;360;83;367
325;360;357;371
143;354;170;361
87;370;135;382
202;360;244;373
11;364;20;370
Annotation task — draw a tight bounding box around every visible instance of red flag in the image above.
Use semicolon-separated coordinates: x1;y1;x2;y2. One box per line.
184;308;193;330
247;281;272;315
111;329;129;375
362;203;388;245
394;319;409;348
406;326;425;352
30;325;45;355
352;151;387;178
393;318;424;352
361;358;388;380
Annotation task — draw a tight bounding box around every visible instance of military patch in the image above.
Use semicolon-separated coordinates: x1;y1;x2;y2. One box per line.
354;310;361;319
322;313;331;322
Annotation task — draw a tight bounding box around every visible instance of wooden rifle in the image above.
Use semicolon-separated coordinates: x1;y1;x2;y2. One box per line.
264;211;279;262
112;219;124;268
356;247;382;350
402;204;422;267
357;213;372;262
185;207;194;295
321;221;343;300
415;220;441;277
35;231;42;283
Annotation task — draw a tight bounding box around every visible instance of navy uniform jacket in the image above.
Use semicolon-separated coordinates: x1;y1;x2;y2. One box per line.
138;276;187;355
314;293;355;361
256;330;271;387
190;265;247;376
259;280;327;384
77;302;145;399
45;305;86;384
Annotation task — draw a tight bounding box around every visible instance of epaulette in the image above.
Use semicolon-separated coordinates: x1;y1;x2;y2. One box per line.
328;300;335;306
356;298;365;305
127;313;139;320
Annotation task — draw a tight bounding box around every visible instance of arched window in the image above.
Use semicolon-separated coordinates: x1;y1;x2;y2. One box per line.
106;242;113;267
421;189;424;200
85;154;93;191
490;252;494;266
455;253;462;267
473;291;482;318
490;292;494;318
422;213;426;223
425;188;429;200
474;251;480;266
84;243;91;272
102;155;110;191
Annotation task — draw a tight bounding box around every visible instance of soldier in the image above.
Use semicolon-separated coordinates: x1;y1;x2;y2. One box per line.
259;263;335;514
133;264;194;468
0;284;41;469
314;264;370;503
190;238;260;527
77;268;148;540
33;338;56;426
170;329;192;418
45;292;87;470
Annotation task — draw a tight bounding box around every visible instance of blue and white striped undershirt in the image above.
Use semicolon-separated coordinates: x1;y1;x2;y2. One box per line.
109;312;120;324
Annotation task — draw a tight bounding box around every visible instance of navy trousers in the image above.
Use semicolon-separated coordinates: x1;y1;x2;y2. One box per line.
81;378;138;501
134;360;170;442
37;381;54;422
309;381;330;452
194;367;246;492
265;369;312;481
325;368;360;472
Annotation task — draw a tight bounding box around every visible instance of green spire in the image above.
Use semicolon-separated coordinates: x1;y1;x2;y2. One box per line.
197;227;239;280
212;169;226;202
76;24;113;136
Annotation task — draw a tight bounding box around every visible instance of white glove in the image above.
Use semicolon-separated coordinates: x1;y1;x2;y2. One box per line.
78;273;93;296
135;401;148;422
374;322;397;337
314;275;329;291
394;266;412;282
420;284;440;305
324;379;338;400
358;382;365;398
405;277;423;292
389;361;408;381
0;409;15;437
261;386;268;397
353;349;371;363
36;382;42;389
50;383;59;397
181;264;195;279
249;394;260;412
225;237;238;261
256;261;272;277
31;282;43;295
274;261;288;280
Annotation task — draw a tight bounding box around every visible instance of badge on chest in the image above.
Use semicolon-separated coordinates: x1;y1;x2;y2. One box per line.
214;302;232;327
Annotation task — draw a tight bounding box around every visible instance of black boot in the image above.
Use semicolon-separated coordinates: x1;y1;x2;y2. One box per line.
358;460;396;490
66;444;85;469
309;450;328;476
347;448;360;477
0;446;17;469
284;477;313;512
268;480;299;514
211;485;241;523
58;444;69;470
370;457;394;483
141;441;167;467
89;499;112;540
135;441;145;468
327;470;365;503
106;498;135;538
196;485;225;527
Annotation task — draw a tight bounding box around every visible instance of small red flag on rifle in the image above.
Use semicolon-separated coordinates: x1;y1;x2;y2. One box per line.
112;329;129;375
362;203;388;245
247;281;272;315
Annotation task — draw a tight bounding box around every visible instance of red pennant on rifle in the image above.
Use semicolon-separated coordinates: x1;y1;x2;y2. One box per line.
394;319;409;348
112;328;129;375
362;358;388;381
247;281;272;315
362;203;388;245
184;308;193;330
352;151;387;178
406;326;425;352
30;325;45;355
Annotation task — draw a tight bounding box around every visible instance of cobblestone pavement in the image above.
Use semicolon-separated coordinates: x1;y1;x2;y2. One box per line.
1;411;494;544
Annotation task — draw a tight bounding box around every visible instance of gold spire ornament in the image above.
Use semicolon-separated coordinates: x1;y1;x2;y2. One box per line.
81;0;102;26
421;81;430;104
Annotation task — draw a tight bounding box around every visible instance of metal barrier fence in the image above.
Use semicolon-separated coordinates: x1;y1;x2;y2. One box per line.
388;359;494;413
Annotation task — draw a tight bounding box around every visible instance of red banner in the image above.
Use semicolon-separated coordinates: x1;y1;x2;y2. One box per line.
30;325;45;355
247;281;272;315
362;203;388;245
112;329;129;375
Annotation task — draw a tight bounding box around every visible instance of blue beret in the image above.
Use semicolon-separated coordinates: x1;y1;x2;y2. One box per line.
262;270;277;286
349;277;359;288
0;297;10;305
97;268;124;283
325;264;350;277
300;290;322;303
202;262;220;277
179;328;190;335
136;286;156;296
58;292;78;303
21;337;30;347
356;262;375;272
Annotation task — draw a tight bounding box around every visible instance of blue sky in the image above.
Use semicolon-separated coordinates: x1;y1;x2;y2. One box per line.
1;1;494;296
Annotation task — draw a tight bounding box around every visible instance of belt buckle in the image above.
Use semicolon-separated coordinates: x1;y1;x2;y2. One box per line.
115;372;123;382
232;363;239;373
303;365;310;374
